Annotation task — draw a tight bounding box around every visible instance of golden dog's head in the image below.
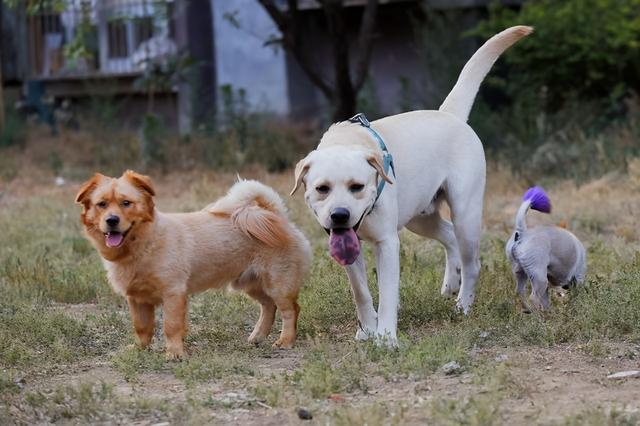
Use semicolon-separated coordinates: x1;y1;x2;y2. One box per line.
75;170;155;259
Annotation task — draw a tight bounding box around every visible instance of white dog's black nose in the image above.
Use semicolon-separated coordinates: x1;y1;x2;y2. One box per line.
330;208;350;226
106;215;120;227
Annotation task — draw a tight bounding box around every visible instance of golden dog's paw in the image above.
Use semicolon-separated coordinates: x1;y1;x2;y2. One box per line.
247;335;266;346
126;343;151;351
272;338;295;349
165;349;185;361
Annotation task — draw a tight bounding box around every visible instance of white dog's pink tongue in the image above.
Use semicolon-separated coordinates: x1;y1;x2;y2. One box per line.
105;232;124;248
329;228;360;266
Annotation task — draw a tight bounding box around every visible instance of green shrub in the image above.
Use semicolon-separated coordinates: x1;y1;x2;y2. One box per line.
473;0;640;114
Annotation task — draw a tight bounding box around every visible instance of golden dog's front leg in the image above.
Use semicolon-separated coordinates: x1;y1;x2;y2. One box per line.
128;297;156;349
273;298;300;349
162;293;188;360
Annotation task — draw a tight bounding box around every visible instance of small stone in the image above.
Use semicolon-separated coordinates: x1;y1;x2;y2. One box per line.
441;361;461;375
298;408;313;420
607;370;640;380
479;331;490;339
54;177;65;186
13;377;26;389
328;394;345;403
494;354;508;362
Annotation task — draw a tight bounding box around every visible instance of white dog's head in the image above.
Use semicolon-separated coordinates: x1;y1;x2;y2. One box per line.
290;124;392;265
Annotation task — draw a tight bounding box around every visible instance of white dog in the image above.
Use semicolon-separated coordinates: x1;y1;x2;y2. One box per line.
290;26;532;345
506;186;586;312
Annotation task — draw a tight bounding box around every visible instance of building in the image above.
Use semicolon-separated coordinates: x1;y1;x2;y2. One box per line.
0;0;523;129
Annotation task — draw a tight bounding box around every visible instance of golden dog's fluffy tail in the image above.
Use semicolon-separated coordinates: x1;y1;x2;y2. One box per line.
207;180;292;247
439;25;533;122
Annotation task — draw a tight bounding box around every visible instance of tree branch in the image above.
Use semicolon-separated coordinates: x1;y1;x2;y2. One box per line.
323;0;352;95
258;0;334;98
257;0;288;30
353;0;378;91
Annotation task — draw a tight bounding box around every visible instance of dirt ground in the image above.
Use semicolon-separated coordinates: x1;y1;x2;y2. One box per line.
2;130;640;425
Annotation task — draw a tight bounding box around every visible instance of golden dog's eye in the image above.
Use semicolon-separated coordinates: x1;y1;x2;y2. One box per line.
97;201;107;208
122;200;131;207
316;185;330;194
349;183;365;193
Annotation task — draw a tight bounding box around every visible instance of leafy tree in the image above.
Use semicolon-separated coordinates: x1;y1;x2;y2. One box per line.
3;0;67;14
473;0;640;113
258;0;379;121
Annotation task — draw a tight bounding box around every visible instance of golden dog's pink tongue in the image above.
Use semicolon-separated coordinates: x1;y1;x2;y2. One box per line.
105;232;124;248
329;228;360;266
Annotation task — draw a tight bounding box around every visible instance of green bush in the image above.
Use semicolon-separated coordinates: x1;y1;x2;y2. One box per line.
473;0;640;114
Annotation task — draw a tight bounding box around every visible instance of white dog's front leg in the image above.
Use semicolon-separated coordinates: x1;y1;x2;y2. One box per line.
345;251;377;340
374;234;401;346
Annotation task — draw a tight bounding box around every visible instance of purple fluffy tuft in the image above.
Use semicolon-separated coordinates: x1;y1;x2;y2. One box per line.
522;186;551;213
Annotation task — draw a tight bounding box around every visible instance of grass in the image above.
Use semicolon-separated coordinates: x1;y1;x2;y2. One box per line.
1;137;639;424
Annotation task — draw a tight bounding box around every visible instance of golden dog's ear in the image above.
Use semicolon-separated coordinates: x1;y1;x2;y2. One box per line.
367;154;393;184
290;155;312;196
75;173;105;205
124;170;155;197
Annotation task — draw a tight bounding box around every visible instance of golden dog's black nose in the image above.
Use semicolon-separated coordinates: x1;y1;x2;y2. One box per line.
330;208;350;226
106;215;120;227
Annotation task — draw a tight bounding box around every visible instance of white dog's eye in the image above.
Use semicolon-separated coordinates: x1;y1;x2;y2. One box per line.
349;183;364;193
122;200;132;207
316;185;330;194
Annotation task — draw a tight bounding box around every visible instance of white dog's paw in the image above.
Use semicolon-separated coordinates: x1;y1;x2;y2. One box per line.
355;322;377;341
441;265;462;298
375;334;398;349
455;293;474;315
373;329;398;348
355;328;370;341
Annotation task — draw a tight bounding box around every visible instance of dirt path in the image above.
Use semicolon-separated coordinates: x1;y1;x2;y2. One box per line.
16;327;639;425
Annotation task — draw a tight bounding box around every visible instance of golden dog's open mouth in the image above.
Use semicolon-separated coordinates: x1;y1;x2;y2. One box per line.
104;226;132;248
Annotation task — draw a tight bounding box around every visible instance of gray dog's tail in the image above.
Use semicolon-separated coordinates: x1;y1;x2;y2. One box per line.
515;186;552;232
439;25;533;122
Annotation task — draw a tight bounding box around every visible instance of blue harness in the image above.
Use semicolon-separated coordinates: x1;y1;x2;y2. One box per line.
348;113;395;205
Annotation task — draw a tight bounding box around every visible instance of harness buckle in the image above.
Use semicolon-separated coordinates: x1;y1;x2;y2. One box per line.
348;113;371;128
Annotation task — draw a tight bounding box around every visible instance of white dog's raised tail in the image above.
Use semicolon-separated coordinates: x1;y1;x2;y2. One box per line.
207;180;292;247
439;25;533;122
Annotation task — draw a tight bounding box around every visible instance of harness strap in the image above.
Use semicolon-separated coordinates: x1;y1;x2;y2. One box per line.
347;113;395;205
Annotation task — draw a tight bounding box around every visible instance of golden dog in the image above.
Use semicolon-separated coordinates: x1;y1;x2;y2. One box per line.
75;171;311;359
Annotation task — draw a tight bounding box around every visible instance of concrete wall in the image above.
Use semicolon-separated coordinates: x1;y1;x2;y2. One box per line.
211;0;289;115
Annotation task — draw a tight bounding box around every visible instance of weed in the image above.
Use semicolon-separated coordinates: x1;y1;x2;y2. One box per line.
110;347;167;382
431;395;502;426
328;402;408;426
561;406;639;426
173;352;255;386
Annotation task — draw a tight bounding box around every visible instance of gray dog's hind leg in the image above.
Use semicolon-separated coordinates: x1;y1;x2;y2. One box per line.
529;269;551;311
514;269;531;313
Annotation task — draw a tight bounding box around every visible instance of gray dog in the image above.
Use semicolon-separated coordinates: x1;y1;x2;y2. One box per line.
506;187;587;311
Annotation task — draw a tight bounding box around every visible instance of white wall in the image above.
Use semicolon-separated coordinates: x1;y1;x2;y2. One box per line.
211;0;289;115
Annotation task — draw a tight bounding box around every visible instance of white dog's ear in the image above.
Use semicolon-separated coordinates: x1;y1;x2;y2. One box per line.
290;154;313;195
367;154;393;184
